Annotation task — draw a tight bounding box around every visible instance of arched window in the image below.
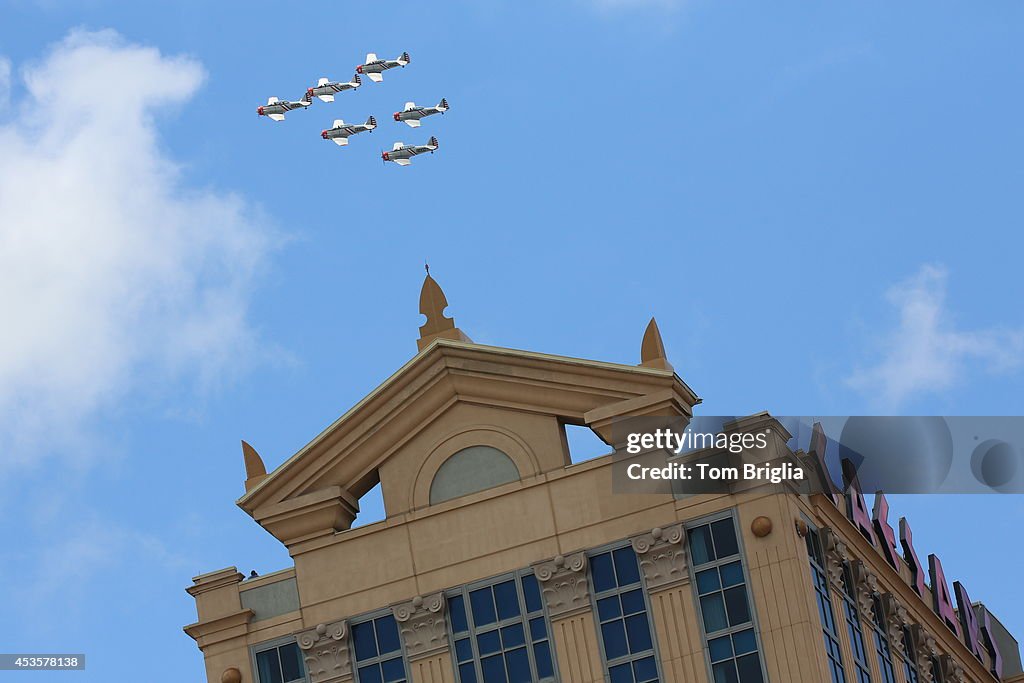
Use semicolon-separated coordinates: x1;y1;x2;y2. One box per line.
429;446;520;504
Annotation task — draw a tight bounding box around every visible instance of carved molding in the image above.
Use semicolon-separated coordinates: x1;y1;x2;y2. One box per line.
939;655;968;683
881;593;911;656
533;552;589;618
392;593;448;660
821;527;850;589
850;560;878;620
630;524;687;591
912;624;939;683
297;620;351;683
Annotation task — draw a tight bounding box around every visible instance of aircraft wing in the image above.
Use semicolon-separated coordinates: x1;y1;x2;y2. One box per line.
332;138;349;146
317;94;334;103
394;159;412;166
392;142;405;151
267;97;279;104
365;53;377;63
404;102;416;111
367;73;384;83
268;113;285;122
403;119;421;128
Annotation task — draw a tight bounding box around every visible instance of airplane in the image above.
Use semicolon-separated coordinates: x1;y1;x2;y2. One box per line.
382;137;438;166
307;75;361;103
393;98;449;127
356;52;410;83
257;92;312;121
321;116;377;146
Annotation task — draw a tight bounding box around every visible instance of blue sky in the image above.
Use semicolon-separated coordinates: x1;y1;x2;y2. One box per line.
1;1;1023;680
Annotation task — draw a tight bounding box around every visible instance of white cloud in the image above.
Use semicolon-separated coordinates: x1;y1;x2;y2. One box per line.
0;30;276;464
846;265;1024;409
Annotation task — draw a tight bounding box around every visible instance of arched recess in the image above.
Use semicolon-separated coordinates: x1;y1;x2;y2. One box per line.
429;446;519;504
411;425;540;510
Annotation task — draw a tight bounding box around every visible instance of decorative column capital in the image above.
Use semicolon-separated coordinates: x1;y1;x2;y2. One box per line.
630;524;688;591
912;624;939;683
881;593;911;655
297;620;351;683
392;593;448;660
532;551;590;618
939;655;968;683
850;560;878;619
821;527;850;589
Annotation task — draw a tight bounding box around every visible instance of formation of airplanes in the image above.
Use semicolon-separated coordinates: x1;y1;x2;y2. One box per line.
257;51;448;166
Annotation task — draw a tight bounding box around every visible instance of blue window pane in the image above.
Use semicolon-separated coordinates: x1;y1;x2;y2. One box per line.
522;574;543;614
709;634;733;662
597;596;622;621
505;647;531;683
450;594;469;634
689;525;715;565
625;614;653;653
633;656;658;683
477;630;501;655
256;649;283;683
456;638;474;663
735;654;764;683
494;581;521;621
376;615;402;655
720;562;744;588
724;587;751;626
360;664;383;683
700;594;729;633
613;547;641;587
602;620;629;660
620;589;645;616
696;568;721;594
381;657;405;683
529;617;547;641
481;655;506;683
353;621;379;661
280;643;304;682
609;662;634;683
711;519;739;558
712;662;739;683
501;623;525;649
471;588;498;627
732;629;756;656
591;553;616;593
534;641;554;680
459;663;478;683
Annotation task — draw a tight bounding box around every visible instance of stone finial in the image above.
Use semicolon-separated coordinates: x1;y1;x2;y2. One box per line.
392;593;448;660
417;271;472;351
630;524;687;590
639;318;674;372
242;440;268;492
297;620;351;683
532;552;590;618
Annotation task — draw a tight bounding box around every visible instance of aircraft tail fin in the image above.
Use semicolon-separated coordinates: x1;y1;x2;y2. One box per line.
302;91;312;104
438;97;449;111
398;51;410;65
428;136;438;149
366;115;377;128
352;73;362;86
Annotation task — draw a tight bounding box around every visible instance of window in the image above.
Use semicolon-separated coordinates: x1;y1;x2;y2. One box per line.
448;571;556;683
688;515;765;683
589;546;660;683
839;564;873;683
352;613;409;683
254;640;306;683
868;596;897;683
805;524;847;683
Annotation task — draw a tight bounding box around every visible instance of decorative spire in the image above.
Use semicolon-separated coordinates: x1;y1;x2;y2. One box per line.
242;440;268;492
417;270;471;351
639;317;674;372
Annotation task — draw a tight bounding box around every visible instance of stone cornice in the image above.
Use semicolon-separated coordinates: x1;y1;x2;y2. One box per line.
183;609;254;648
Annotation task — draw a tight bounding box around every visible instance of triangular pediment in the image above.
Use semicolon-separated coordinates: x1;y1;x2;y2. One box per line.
238;339;698;549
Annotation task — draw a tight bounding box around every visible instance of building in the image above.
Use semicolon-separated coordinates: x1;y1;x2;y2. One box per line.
185;274;1023;683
